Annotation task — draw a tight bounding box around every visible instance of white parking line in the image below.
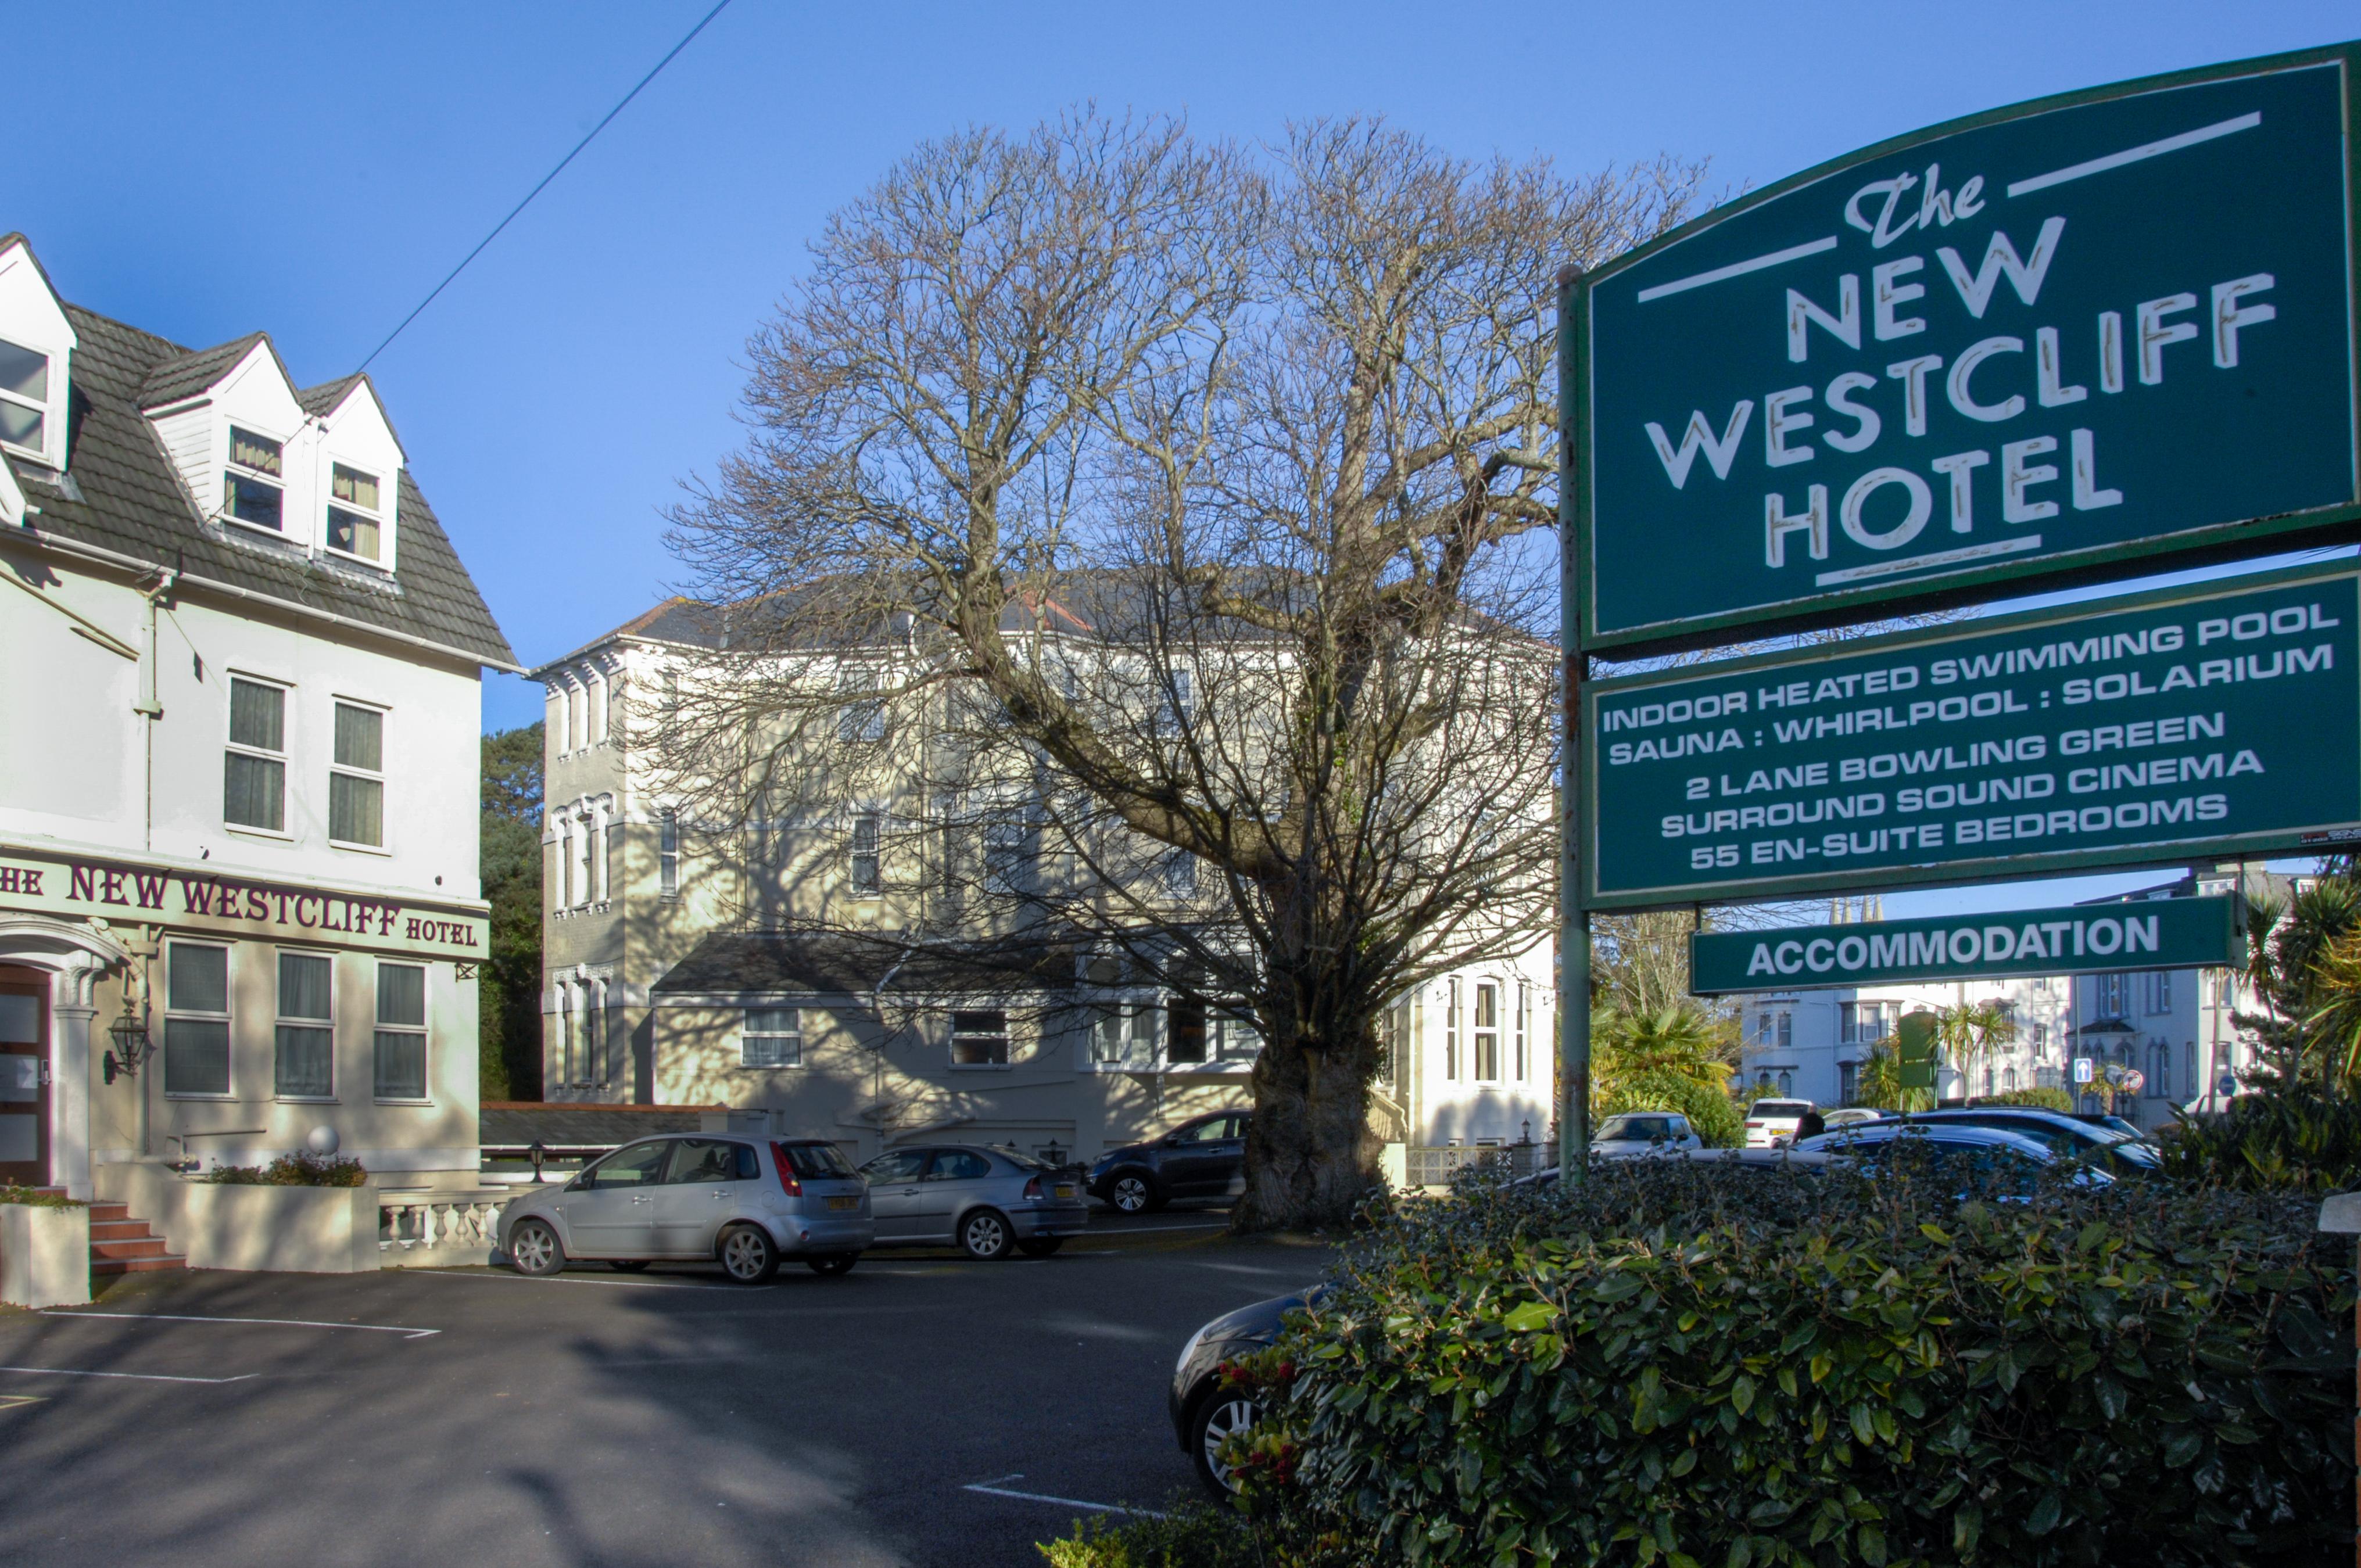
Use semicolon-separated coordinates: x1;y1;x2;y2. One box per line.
409;1269;765;1293
961;1474;1166;1519
0;1364;257;1385
43;1311;440;1340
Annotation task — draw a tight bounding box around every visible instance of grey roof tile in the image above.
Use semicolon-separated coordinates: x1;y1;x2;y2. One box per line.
6;299;515;669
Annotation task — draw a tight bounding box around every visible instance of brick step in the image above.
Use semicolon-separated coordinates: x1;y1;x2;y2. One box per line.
87;1203;130;1223
91;1236;170;1261
91;1253;185;1276
89;1219;155;1242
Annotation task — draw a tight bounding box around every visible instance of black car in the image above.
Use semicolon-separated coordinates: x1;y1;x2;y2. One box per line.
1089;1111;1251;1213
1903;1107;2162;1175
1170;1287;1316;1496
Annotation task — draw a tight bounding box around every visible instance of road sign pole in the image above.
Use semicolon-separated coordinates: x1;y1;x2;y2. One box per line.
1559;262;1592;1183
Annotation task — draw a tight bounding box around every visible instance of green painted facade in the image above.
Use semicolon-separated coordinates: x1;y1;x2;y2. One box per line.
1568;43;2360;655
1690;895;2241;995
1581;563;2361;910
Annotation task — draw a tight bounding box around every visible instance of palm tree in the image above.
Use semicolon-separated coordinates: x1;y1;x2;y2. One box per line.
1590;1002;1735;1095
2240;878;2361;1095
1934;999;2019;1100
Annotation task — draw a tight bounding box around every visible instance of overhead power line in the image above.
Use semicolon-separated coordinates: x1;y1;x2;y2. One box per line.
356;0;735;374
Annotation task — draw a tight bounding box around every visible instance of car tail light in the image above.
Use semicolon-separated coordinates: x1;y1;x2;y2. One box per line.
769;1143;802;1198
1022;1175;1043;1200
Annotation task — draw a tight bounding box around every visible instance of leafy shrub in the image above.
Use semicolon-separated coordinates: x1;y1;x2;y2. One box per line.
0;1184;84;1208
1973;1086;2073;1112
1251;1156;2352;1566
1600;1067;1744;1148
1037;1505;1261;1568
2159;1083;2361;1193
202;1152;368;1187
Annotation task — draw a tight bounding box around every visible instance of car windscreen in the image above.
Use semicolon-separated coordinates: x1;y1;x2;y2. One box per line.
778;1142;857;1179
1749;1101;1812;1118
1597;1115;1669;1140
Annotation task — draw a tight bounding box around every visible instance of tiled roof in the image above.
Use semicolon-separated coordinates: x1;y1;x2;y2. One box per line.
5;301;514;669
480;1103;711;1148
653;929;1082;998
137;332;273;409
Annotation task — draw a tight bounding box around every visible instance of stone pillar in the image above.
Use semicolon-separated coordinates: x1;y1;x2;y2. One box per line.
48;956;102;1201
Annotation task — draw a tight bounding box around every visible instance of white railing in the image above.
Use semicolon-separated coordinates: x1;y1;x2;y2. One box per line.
378;1193;510;1266
1405;1143;1545;1187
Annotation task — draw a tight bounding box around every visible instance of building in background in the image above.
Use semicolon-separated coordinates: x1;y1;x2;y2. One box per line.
1735;873;2283;1127
532;597;1552;1170
0;234;515;1199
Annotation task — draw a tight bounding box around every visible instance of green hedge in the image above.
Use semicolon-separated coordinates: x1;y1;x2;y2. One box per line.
1244;1157;2352;1566
200;1153;368;1187
1600;1068;1744;1149
1972;1086;2073;1112
2159;1085;2361;1193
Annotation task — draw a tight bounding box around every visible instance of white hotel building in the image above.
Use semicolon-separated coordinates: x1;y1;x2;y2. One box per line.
0;235;515;1205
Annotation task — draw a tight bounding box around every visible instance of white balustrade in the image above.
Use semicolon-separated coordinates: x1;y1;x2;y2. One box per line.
378;1193;510;1265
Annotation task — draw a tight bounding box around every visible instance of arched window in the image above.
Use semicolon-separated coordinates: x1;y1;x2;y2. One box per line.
1776;1069;1793;1097
2145;1038;2171;1099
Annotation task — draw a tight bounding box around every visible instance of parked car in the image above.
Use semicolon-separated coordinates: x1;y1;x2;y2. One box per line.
1088;1111;1251;1214
1744;1098;1819;1148
1516;1146;1833;1188
1819;1107;1890;1129
1170;1286;1321;1497
1907;1107;2162;1175
1794;1120;2114;1191
500;1134;872;1283
1591;1111;1704;1158
857;1143;1089;1259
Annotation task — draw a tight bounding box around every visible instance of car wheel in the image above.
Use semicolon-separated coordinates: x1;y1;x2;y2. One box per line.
805;1253;857;1276
608;1259;650;1273
1108;1172;1160;1214
507;1219;564;1277
1189;1388;1259;1498
717;1223;780;1283
1016;1236;1063;1258
959;1208;1013;1261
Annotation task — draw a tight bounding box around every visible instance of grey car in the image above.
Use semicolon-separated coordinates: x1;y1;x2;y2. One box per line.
857;1144;1090;1260
500;1134;873;1283
1592;1111;1704;1158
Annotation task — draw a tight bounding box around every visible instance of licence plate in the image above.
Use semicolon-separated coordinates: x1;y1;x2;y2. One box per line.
1054;1185;1074;1199
826;1196;859;1211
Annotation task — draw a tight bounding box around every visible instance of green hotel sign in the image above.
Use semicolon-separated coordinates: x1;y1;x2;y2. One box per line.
1689;896;2242;995
1568;43;2361;654
1579;563;2361;910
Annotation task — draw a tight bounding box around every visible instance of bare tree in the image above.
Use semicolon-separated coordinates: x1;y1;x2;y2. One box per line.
661;110;1701;1229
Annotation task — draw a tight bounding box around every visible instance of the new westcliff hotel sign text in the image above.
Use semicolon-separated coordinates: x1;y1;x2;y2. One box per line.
0;844;485;959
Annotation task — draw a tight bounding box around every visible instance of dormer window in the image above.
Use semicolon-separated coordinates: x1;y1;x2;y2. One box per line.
0;336;49;461
326;462;382;562
223;426;284;532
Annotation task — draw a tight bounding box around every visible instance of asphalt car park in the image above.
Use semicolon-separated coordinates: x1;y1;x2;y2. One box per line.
0;1205;1324;1568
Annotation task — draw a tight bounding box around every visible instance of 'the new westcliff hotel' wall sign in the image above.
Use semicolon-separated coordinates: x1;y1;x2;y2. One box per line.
1570;46;2359;652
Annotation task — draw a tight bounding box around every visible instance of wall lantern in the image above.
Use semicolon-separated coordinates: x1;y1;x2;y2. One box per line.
102;993;154;1084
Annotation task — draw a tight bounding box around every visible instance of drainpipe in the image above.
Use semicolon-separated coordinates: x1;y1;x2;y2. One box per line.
136;569;177;856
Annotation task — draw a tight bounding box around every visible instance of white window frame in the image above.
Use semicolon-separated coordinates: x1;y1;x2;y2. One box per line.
741;1007;804;1070
1085;1002;1149;1070
1514;982;1529;1081
372;961;430;1103
659;809;680;899
849;810;882;895
1445;978;1460;1081
950;1009;1011;1070
273;949;337;1103
0;333;60;467
162;939;234;1100
323;459;388;566
1472;981;1501;1082
328;697;389;852
224;672;292;839
221;423;289;539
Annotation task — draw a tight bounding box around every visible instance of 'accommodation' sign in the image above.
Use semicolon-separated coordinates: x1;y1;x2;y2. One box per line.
0;844;485;959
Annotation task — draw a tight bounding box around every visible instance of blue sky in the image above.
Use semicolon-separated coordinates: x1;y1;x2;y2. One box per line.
16;2;2355;912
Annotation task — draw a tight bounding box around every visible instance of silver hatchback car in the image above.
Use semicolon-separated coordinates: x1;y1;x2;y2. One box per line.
857;1144;1089;1259
500;1134;873;1283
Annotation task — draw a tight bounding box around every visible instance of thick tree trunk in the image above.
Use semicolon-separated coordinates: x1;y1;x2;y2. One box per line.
1231;1022;1381;1233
